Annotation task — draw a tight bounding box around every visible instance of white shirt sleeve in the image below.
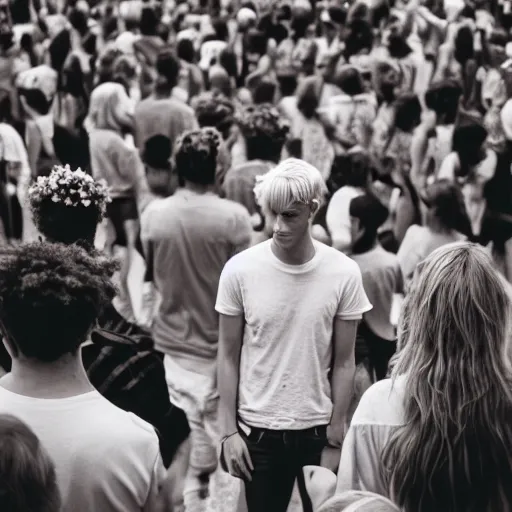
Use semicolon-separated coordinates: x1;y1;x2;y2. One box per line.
142;452;167;512
215;260;244;316
336;262;373;320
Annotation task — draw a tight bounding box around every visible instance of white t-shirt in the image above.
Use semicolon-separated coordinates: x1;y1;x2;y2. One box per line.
326;186;365;253
215;239;372;430
0;387;165;512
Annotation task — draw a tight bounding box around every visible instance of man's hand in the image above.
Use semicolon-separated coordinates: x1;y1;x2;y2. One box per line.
321;445;341;473
320;423;346;472
222;433;254;481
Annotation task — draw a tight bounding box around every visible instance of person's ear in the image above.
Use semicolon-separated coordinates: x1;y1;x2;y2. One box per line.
310;199;320;217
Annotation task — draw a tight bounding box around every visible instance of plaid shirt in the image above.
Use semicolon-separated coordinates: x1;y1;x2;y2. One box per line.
82;304;190;468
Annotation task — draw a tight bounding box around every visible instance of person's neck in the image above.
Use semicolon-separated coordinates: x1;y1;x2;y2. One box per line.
153;87;173;100
352;238;378;255
427;218;452;235
183;182;214;195
271;234;316;265
0;352;94;399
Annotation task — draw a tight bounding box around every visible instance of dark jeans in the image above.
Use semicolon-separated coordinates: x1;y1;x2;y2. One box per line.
359;322;397;381
241;425;327;512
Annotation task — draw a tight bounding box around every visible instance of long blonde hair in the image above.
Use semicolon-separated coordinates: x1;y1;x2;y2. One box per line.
383;242;512;512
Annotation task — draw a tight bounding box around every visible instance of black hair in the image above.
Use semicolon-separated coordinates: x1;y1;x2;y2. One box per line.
19;89;51;116
193;91;235;138
335;66;365;96
236;104;289;163
422;178;471;234
278;74;298;97
20;33;38;68
0;89;12;123
177;38;195;63
245;29;267;56
344;19;374;58
330;151;373;189
143;134;172;168
328;5;348;25
155;49;180;91
0;414;61;512
68;8;89;37
349;193;389;253
452;122;487;167
394;93;422;133
425;81;462;125
140;6;159;36
454;25;474;65
253;79;276;104
212;18;229;41
297;77;321;119
174;128;221;186
0;243;117;363
219;48;238;79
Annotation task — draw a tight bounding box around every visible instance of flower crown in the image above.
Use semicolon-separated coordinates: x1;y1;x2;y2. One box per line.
28;165;112;215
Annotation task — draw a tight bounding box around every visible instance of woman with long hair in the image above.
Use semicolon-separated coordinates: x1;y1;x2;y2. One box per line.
337;242;512;512
86;81;150;321
397;179;468;286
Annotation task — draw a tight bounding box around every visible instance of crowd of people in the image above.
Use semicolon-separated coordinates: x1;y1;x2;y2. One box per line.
0;0;511;510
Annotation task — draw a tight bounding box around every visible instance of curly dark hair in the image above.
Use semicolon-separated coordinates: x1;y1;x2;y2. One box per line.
0;243;118;363
193;91;235;139
236;103;289;162
174;128;221;186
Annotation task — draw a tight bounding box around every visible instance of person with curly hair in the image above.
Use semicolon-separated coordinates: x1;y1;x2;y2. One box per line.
192;90;236;192
0;242;165;511
223;103;290;215
141;127;252;512
19;165;190;474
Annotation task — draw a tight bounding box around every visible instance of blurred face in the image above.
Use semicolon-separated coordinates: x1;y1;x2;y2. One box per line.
263;201;314;251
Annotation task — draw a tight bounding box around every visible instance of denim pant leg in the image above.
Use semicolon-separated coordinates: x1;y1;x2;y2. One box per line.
242;427;327;512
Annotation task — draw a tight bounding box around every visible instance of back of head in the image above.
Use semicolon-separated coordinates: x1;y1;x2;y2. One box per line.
236;103;290;162
393;93;422;133
253;79;277;104
296;76;321;119
349;193;389;232
0;414;60;512
319;491;400;512
425;80;462;124
143;134;172;169
0;242;117;364
335;66;365;96
156;48;180;91
385;242;512;512
331;150;373;189
421;179;468;233
174;128;221;186
193;90;235;137
28;165;111;248
140;6;159;36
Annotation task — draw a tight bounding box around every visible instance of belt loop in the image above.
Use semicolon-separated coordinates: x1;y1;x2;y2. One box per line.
257;430;265;443
314;426;319;436
283;431;288;445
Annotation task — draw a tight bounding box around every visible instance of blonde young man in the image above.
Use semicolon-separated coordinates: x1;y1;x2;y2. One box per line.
216;159;372;512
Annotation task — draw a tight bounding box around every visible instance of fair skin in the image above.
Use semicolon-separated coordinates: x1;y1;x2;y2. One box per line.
0;336;94;399
218;199;357;477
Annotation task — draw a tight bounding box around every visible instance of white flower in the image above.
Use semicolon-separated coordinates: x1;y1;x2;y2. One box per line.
79;190;88;198
51;194;60;203
82;199;91;207
64;197;73;206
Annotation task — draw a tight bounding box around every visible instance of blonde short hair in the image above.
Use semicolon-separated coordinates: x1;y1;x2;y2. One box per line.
253;158;327;213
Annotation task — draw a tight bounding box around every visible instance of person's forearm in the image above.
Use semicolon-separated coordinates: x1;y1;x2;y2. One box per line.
330;362;355;439
218;348;241;437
